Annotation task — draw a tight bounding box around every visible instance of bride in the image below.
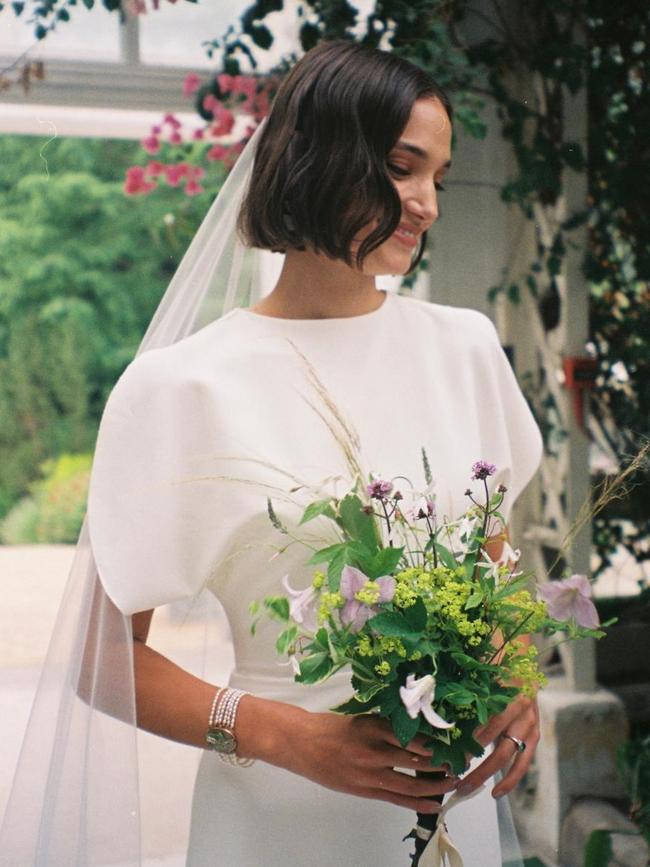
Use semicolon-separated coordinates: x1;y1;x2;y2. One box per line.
1;39;542;866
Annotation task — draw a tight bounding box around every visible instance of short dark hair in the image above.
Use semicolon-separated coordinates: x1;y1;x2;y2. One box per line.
236;39;453;274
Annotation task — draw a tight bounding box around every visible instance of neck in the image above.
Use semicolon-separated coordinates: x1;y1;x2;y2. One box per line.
249;248;385;319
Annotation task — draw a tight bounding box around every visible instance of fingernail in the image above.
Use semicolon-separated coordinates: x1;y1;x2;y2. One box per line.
493;790;505;799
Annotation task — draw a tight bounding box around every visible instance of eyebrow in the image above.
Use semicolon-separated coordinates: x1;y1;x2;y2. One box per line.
394;140;452;168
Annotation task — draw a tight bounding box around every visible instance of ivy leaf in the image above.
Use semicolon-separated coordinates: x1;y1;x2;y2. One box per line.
263;595;289;622
331;693;379;714
275;625;298;655
296;652;332;683
391;704;420;748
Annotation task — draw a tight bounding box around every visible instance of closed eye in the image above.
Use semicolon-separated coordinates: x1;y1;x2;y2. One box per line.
387;163;446;192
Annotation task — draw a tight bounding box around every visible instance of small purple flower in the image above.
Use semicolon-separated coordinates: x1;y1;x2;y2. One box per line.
538;574;600;629
366;478;394;500
340;565;395;632
471;460;497;481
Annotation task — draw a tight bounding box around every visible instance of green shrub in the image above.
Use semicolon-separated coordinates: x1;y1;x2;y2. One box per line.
0;453;92;544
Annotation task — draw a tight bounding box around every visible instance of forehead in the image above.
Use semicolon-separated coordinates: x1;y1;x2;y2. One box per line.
393;98;452;162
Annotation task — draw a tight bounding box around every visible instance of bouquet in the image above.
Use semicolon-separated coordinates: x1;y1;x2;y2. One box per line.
251;452;607;866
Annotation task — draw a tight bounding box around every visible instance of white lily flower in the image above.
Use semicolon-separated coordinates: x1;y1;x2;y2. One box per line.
399;673;455;730
476;551;501;581
499;541;521;567
282;574;318;633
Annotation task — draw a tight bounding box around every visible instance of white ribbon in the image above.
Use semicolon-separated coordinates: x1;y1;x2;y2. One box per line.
418;784;486;867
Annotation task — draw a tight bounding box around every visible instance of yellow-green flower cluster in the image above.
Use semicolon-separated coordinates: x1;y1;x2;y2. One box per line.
429;580;491;644
318;591;344;624
502;644;547;697
356;635;374;657
498;590;548;633
374;660;391;676
354;635;407;659
311;570;326;590
378;636;407;658
354;580;382;606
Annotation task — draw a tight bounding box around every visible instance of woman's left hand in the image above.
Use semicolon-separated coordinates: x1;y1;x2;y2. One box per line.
454;693;540;800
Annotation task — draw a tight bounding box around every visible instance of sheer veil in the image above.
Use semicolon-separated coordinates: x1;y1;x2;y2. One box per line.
0;114;525;866
0;118;271;867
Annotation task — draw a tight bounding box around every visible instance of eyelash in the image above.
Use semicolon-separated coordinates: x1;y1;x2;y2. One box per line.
387;163;446;192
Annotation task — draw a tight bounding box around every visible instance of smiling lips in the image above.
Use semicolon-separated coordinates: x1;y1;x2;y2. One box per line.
392;223;420;248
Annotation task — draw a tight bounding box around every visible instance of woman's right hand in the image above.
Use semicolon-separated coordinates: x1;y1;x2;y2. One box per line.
235;696;457;813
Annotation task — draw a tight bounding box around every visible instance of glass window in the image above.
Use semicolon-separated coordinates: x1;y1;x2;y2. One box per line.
139;0;300;72
0;4;120;62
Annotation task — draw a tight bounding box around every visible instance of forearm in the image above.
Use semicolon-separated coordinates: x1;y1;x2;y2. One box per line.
132;638;304;762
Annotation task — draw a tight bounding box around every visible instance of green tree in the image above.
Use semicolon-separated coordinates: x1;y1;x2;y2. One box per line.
0;134;219;517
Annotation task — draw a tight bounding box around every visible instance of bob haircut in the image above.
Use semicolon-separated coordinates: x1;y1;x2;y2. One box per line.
237;39;453;274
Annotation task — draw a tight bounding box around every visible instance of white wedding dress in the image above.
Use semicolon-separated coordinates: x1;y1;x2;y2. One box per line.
88;290;543;866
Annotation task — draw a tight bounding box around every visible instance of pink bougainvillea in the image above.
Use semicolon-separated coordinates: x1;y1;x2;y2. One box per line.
125;69;278;198
124;166;157;196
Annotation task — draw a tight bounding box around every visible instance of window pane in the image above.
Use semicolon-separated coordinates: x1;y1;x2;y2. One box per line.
0;4;120;62
139;0;299;71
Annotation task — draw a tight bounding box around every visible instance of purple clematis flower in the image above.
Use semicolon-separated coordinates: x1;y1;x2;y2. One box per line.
537;574;600;629
471;460;497;481
339;565;395;632
282;574;318;633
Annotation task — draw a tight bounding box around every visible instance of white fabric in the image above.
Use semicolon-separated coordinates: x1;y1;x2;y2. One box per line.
87;289;542;865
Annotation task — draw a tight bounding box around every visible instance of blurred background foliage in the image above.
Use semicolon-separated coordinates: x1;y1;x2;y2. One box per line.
0;134;218;526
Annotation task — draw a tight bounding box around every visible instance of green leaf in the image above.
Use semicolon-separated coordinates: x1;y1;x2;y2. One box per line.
337;493;380;551
306;542;347;566
11;2;24;15
434;543;457;570
364;545;404;577
327;546;348;591
296;652;332;683
299;499;336;525
583;830;614;867
366;610;420;639
402;597;427;632
275;625;298;655
263;595;289;622
356;681;388;703
465;591;484;610
331;694;379;714
391;704;420;748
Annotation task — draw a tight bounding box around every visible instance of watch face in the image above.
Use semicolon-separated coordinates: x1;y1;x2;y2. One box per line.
206;726;237;754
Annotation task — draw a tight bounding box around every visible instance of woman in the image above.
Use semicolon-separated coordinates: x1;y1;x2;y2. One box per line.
2;40;541;866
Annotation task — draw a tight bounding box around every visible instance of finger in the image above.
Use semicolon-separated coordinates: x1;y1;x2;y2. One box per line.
492;731;540;798
456;730;532;796
385;749;450;773
381;730;437;759
379;769;458;799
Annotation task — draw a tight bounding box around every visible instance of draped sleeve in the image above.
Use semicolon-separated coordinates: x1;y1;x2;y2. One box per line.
467;309;543;517
87;343;236;616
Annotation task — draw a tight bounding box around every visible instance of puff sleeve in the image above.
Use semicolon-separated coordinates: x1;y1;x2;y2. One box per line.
87;347;234;615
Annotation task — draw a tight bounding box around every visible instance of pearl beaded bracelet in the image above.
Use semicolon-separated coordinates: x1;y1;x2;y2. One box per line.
205;687;255;767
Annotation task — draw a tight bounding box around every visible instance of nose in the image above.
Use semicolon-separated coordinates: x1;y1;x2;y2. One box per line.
403;185;439;228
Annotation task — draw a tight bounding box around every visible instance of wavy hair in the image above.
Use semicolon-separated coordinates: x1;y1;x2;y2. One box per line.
236;39;453;274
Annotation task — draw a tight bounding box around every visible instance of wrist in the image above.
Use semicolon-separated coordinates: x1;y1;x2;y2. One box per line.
234;693;309;767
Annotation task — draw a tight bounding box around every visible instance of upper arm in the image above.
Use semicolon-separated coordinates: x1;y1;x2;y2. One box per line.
132;609;155;644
